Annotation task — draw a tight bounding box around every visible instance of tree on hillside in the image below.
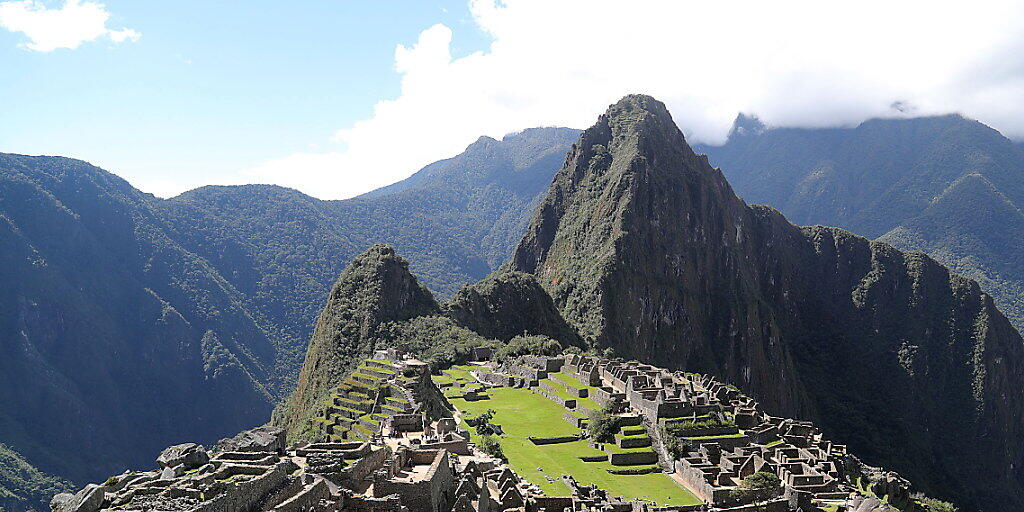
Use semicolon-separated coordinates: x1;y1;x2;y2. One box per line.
730;471;781;504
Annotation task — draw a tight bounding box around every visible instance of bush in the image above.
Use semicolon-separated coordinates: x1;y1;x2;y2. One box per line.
915;495;957;512
661;426;686;459
730;471;781;504
494;335;561;361
586;404;620;443
472;409;501;436
477;435;504;460
664;413;734;436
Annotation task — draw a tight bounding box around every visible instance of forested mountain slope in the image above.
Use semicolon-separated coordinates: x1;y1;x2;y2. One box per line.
0;154;275;500
698;114;1024;334
0;128;577;508
513;95;1024;511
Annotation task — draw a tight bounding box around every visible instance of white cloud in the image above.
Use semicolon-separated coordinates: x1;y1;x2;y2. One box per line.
245;0;1024;200
0;0;139;52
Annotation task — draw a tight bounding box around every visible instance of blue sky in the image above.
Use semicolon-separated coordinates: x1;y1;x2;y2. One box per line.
2;1;1023;199
1;1;491;196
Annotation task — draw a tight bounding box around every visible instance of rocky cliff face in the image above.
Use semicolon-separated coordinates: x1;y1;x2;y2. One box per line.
275;244;438;438
444;270;581;346
699;114;1024;338
512;95;1024;511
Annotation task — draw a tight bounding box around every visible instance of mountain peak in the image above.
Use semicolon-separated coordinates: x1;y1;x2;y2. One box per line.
728;113;767;138
275;243;437;437
510;98;1024;510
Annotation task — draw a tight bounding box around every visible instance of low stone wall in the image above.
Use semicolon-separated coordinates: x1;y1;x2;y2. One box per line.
650;505;704;512
563;412;587;428
618;435;652;448
665;425;739;438
536;387;576;409
714;499;789;512
477;371;528;388
606;466;659;475
338;446;390;488
419;438;470;455
528;496;573;512
608;450;657;465
617;415;642;427
194;461;293;512
528;435;582;445
520;355;564;372
683;434;750;451
271;477;329;512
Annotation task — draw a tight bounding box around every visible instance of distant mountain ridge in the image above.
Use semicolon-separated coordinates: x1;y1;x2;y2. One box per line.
698;113;1024;334
0;127;579;510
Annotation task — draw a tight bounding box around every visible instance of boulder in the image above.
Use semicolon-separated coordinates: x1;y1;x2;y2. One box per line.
215;425;286;453
157;443;209;469
849;496;899;512
50;484;104;512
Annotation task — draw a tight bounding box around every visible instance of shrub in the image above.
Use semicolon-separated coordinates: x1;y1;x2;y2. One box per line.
660;426;686;459
477;435;504;460
914;495;957;512
494;335;561;361
730;471;781;504
586;404;620;443
472;409;501;436
664;413;734;436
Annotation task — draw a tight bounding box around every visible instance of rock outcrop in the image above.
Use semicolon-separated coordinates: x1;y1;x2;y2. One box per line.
214;426;286;454
157;443;209;470
511;95;1024;511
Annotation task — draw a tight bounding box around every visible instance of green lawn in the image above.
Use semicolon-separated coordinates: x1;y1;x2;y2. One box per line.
446;385;701;506
543;373;602;412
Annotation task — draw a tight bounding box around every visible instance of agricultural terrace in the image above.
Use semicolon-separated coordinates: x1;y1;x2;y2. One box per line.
433;365;701;507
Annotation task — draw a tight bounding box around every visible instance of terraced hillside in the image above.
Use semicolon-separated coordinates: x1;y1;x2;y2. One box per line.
311;357;428;443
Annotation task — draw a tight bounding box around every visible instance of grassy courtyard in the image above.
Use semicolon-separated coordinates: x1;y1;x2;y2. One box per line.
443;377;701;506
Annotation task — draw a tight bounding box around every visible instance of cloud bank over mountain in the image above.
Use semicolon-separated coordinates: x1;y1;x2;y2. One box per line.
244;0;1024;199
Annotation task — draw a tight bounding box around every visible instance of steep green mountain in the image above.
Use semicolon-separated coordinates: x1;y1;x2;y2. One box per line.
0;154;275;498
0;444;71;512
512;95;1024;511
698;114;1024;335
275;244;438;438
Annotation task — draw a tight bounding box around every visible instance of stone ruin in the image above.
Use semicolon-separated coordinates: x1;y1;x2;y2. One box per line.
53;349;939;512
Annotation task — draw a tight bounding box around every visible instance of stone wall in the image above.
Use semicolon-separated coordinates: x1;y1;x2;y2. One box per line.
194;461;292;512
608;451;658;465
528;435;582;445
338;446;391;488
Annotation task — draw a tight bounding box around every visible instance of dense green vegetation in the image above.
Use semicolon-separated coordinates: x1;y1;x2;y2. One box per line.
0;154;275;507
494;335;562;361
585;404;621;443
275;244;439;439
0;444;71;512
730;471;782;504
699;114;1024;336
